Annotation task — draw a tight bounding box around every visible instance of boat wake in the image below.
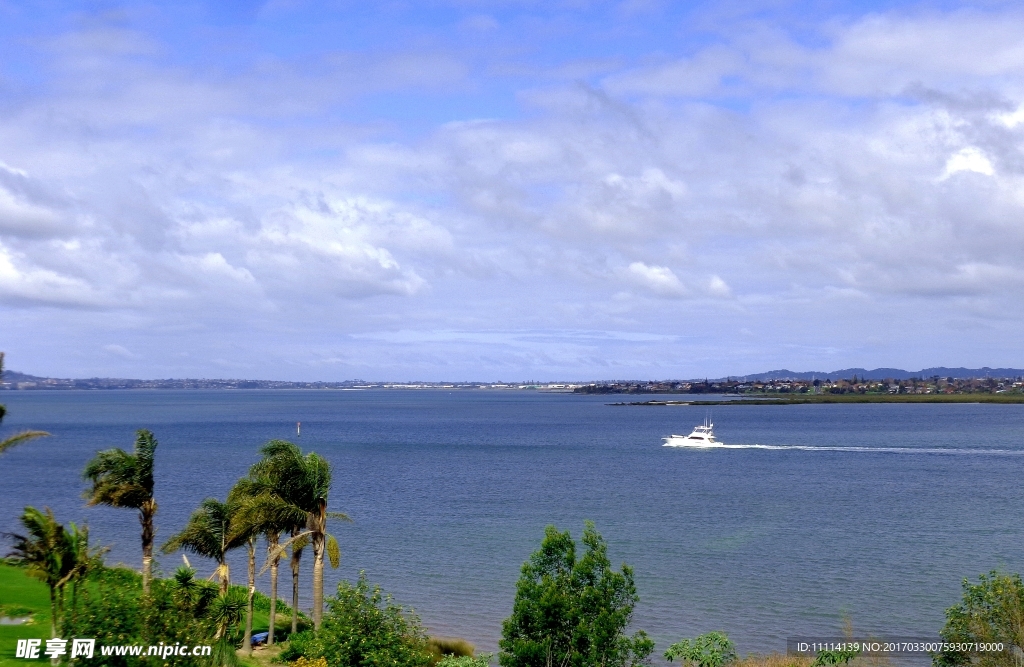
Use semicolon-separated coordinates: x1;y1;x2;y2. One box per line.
663;442;1024;455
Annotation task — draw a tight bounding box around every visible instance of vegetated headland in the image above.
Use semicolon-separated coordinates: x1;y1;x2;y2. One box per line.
583;372;1024;405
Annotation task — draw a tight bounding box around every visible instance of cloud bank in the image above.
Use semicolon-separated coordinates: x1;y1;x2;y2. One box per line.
1;2;1023;379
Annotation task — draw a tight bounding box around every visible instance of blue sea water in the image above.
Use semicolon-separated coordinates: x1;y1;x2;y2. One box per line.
2;390;1023;659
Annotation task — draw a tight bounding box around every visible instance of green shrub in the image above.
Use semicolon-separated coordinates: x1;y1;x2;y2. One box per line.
428;637;476;664
437;654;493;667
664;632;737;667
291;658;330;667
282;573;433;667
60;565;243;667
812;648;859;667
934;571;1023;667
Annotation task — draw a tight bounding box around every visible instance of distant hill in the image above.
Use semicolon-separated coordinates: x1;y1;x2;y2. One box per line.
733;367;1024;381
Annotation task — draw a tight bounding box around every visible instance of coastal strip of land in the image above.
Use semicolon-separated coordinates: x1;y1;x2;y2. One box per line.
612;393;1024;406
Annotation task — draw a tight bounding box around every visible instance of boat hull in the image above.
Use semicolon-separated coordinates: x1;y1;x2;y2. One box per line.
663;436;720;448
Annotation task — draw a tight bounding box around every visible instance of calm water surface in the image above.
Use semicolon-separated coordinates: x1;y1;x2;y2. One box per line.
2;390;1023;657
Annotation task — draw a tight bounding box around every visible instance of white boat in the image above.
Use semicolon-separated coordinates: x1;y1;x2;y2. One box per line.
663;417;720;447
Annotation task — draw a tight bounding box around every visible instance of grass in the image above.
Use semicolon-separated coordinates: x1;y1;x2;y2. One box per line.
238;642;286;666
0;563;50;667
735;653;815;667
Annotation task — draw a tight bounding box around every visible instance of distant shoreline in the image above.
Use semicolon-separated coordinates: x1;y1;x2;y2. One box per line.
613;394;1024;405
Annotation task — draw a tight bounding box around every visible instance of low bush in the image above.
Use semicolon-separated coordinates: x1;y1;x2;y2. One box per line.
428;637;476;664
281;573;433;667
59;565;248;667
291;658;330;667
437;654;494;667
665;632;737;667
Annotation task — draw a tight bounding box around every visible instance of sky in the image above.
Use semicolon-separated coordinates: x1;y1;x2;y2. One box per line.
1;0;1023;381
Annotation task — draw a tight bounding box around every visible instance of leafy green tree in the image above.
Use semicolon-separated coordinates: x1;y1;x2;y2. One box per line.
934;571;1024;667
82;429;159;594
0;352;49;455
664;632;737;667
162;498;246;593
282;573;433;667
499;521;654;667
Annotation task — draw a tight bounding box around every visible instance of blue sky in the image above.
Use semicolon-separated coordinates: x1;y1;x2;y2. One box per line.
1;0;1023;380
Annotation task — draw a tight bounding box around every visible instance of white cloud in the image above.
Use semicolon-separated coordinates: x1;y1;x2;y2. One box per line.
624;262;686;297
942;147;995;178
705;275;731;298
0;242;104;307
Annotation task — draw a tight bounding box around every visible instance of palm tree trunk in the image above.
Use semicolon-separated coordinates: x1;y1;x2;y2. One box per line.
48;586;57;638
290;529;303;634
267;532;279;646
244;537;255;658
312;533;324;631
218;559;230;595
49;585;59;666
140;502;155;596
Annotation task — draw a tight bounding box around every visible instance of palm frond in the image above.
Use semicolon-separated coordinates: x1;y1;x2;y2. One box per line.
81;430;157;508
0;430;50;455
133;430;157;495
258;529;313;575
326;534;340;569
162;498;230;559
3;507;67;588
228;491;307;542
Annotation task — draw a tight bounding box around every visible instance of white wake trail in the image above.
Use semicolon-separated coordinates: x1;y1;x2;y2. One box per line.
663;442;1023;455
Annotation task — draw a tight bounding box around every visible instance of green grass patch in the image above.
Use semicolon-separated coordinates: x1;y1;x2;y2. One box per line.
0;564;50;667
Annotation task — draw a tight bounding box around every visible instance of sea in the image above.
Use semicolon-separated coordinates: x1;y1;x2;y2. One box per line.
2;389;1023;661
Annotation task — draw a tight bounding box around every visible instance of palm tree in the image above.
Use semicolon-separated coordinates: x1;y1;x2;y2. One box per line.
0;352;50;454
233;441;311;643
3;507;69;638
82;429;158;594
253;441;350;631
227;478;293;657
55;522;107;633
162;498;246;594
